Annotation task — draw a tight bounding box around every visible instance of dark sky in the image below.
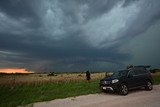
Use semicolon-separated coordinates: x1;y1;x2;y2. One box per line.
0;0;160;72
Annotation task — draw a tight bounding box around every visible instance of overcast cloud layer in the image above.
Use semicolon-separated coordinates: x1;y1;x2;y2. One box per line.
0;0;160;72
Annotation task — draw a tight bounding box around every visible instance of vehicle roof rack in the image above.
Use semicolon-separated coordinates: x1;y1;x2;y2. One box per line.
127;65;151;69
134;65;151;68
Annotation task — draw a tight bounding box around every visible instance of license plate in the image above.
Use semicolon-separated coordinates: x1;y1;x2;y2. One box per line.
102;87;107;90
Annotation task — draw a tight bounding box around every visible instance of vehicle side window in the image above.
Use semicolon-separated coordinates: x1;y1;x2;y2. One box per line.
141;69;148;73
134;70;141;75
134;67;147;75
135;69;147;75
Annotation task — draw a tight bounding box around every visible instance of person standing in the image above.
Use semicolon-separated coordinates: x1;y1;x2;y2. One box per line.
86;70;91;81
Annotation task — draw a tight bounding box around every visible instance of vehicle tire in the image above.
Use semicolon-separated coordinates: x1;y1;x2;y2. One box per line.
119;83;128;95
145;80;153;91
101;89;107;93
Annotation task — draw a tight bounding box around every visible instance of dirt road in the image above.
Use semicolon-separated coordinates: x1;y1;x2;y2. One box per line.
31;85;160;107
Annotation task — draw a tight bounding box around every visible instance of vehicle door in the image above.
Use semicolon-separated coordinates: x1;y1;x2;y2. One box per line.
134;68;146;86
127;69;137;88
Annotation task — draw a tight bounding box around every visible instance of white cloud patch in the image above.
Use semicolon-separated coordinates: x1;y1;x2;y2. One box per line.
83;1;140;48
0;11;33;35
42;1;65;40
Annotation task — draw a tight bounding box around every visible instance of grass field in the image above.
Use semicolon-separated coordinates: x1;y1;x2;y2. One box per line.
152;72;160;85
0;72;105;107
0;72;160;107
0;72;105;85
0;80;100;107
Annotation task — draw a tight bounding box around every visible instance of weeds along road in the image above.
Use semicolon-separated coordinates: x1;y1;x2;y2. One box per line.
30;85;160;107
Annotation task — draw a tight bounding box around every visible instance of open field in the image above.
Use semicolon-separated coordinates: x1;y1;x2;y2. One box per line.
0;72;106;85
0;80;101;107
0;72;160;107
0;72;105;107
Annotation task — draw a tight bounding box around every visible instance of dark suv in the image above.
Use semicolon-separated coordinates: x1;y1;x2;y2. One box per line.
99;66;153;95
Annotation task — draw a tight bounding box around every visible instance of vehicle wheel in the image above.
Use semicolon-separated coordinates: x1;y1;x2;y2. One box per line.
101;89;107;93
119;83;128;95
145;81;153;91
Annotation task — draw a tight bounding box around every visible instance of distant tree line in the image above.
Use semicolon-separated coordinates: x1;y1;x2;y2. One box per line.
150;69;160;73
0;72;31;76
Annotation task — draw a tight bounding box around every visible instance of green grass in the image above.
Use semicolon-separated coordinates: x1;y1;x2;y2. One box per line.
153;75;160;85
0;80;101;107
0;75;160;107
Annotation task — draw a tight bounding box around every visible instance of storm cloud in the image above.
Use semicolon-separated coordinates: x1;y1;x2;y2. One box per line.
0;0;160;72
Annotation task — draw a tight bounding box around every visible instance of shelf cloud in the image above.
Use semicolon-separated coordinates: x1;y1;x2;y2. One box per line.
0;0;160;72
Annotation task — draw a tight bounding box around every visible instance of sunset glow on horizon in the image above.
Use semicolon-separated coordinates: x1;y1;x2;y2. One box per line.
0;68;34;73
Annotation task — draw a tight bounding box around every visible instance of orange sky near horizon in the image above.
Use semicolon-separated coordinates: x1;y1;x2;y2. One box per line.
0;68;33;73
